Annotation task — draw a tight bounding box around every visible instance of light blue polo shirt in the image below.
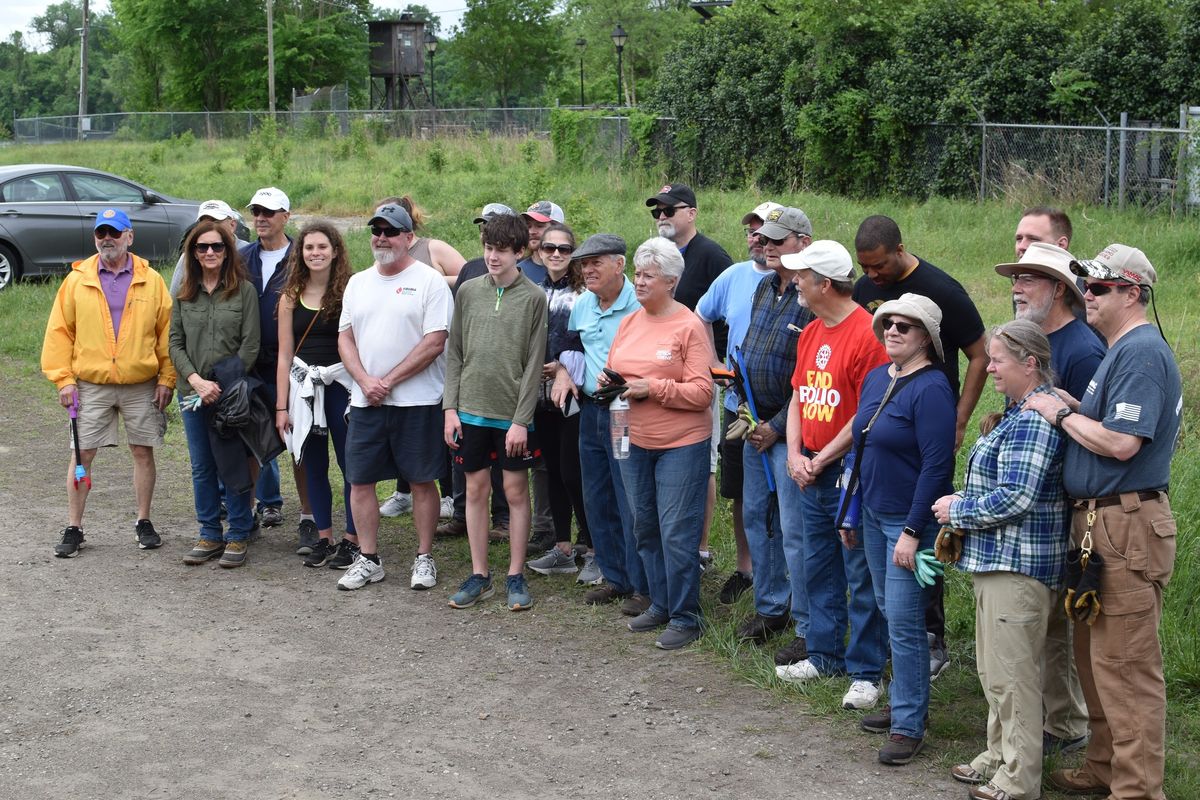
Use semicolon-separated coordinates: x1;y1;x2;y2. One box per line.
696;259;771;411
567;277;640;396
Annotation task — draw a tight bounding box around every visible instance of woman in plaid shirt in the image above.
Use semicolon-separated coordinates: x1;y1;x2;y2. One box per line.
932;319;1070;800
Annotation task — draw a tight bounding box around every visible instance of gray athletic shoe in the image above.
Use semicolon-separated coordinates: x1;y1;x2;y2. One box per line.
527;547;578;575
576;552;604;585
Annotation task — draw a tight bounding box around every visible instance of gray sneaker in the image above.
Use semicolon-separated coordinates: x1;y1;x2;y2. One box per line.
527;547;578;575
295;519;319;555
576;552;604;585
929;632;950;682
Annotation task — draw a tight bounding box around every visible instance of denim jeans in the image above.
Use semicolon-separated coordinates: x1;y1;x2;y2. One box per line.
620;438;710;631
301;382;355;534
862;505;937;737
579;401;647;596
743;439;808;632
182;406;255;542
799;464;886;681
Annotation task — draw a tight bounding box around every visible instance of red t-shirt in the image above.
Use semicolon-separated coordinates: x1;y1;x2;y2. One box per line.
790;305;888;452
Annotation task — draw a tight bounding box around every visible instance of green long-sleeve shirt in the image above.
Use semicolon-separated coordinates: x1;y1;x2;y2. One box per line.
169;281;260;398
444;272;547;427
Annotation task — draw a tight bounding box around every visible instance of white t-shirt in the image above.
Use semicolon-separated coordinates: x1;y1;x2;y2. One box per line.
339;259;453;407
259;244;289;287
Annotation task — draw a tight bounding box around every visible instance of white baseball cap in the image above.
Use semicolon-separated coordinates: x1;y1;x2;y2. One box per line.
780;240;855;280
247;187;290;212
196;199;242;223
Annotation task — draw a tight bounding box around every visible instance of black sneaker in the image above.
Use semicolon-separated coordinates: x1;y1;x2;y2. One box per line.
861;705;892;734
527;529;557;554
54;526;85;558
259;505;284;528
327;538;359;570
718;571;753;604
304;538;336;568
135;519;162;550
295;519;319;555
773;636;808;666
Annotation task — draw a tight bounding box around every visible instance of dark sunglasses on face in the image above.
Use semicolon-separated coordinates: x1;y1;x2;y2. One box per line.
250;206;278;218
881;318;920;335
370;225;407;238
755;232;793;247
650;205;690;219
94;226;123;239
1083;280;1126;297
193;241;227;254
539;243;575;255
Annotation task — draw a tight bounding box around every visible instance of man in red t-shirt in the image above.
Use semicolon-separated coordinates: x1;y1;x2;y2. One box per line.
776;240;890;712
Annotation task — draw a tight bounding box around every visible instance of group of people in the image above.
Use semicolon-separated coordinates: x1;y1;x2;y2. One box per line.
41;182;1181;800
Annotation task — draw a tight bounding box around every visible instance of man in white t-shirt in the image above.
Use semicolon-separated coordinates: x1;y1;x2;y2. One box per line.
335;202;453;593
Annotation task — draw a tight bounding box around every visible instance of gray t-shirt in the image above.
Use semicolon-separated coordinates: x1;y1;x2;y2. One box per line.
1063;324;1182;498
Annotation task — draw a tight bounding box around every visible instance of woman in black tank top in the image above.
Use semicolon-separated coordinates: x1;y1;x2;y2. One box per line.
275;221;358;568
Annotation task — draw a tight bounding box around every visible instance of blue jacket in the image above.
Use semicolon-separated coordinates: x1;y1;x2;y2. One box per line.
240;237;294;376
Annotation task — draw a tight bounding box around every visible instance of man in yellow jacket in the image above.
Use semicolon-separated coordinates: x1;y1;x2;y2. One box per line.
41;209;176;558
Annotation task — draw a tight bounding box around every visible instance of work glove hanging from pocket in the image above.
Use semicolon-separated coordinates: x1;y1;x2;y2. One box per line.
1063;548;1104;625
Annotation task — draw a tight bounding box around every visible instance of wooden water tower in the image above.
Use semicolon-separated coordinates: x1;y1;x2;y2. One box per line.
369;14;428;109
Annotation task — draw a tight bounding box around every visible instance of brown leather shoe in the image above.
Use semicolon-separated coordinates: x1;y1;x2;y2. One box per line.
584;584;625;605
435;518;467;537
1048;768;1109;796
620;592;651;616
488;522;510;542
950;764;987;785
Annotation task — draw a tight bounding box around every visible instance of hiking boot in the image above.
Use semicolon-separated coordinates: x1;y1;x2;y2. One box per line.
656;626;701;650
436;518;467;538
627;609;669;633
295;519;319;555
303;538;336;568
775;658;820;684
135;519;162;550
182;538;224;565
259;505;284;528
576;552;603;585
379;491;412;517
861;705;892;734
620;593;651;616
337;555;385;590
773;636;808;666
718;571;753;604
1047;768;1109;796
584;584;625;605
327;538;359;570
842;680;882;710
527;547;578;575
736;612;791;644
488;522;510;542
449;573;494;608
506;573;533;611
218;541;248;568
410;553;437;590
54;526;85;558
878;734;924;766
1043;731;1089;757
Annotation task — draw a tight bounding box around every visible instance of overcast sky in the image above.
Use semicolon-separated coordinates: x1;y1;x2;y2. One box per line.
0;1;466;48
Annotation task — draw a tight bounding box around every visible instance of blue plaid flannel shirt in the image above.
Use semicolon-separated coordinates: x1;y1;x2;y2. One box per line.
739;273;814;434
952;384;1070;589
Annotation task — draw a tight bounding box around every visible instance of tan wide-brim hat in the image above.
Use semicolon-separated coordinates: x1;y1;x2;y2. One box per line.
872;292;944;362
994;242;1084;305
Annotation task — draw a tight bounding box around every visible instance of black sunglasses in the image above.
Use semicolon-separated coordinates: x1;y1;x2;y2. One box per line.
193;241;227;254
370;225;408;238
881;318;921;335
250;206;279;218
94;226;123;239
650;205;690;219
755;232;794;247
1083;280;1127;297
539;243;575;255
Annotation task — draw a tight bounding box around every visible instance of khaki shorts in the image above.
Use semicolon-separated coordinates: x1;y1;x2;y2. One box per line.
74;380;166;450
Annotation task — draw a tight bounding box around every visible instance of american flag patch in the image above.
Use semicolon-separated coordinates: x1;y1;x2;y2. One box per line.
1113;402;1142;422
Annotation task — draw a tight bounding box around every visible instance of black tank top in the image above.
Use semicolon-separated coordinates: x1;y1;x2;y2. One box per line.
292;301;341;367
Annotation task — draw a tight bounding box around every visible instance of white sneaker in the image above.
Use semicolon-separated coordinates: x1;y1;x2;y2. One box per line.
438;495;454;520
775;658;820;684
576;552;604;585
379;492;413;517
337;554;385;590
410;553;437;590
842;679;882;710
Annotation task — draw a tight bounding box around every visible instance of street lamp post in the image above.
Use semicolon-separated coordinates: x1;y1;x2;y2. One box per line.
575;37;587;107
611;24;627;107
424;31;438;108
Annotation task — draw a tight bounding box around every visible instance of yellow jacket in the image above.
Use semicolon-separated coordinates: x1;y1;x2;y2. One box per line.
41;253;177;390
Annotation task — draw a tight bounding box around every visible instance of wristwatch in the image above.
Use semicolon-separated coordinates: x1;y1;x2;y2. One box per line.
901;527;920;540
1054;407;1074;429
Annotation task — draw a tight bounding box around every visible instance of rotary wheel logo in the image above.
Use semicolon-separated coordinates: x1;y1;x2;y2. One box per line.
815;344;832;370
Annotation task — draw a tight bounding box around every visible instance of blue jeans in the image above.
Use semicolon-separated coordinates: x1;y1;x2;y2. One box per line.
579;401;646;596
182;406;255;542
862;505;937;737
301;382;355;534
620;438;710;631
799;464;887;681
743;439;808;632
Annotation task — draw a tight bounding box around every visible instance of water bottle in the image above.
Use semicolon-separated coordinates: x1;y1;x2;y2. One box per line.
610;396;631;460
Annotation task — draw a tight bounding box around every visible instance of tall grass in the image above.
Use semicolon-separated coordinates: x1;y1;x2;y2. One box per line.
2;135;1197;793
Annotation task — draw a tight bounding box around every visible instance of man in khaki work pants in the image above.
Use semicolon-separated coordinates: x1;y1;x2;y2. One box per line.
1026;243;1181;800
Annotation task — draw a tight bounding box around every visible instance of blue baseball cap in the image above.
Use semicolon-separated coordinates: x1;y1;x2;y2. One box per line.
94;208;132;232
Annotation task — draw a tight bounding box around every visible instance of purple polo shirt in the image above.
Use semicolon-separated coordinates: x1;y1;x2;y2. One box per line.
98;256;134;339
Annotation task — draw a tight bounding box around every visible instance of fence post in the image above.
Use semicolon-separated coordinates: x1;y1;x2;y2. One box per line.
1118;111;1128;210
977;113;988;203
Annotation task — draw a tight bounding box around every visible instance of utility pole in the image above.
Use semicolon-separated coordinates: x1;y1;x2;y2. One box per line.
267;0;277;115
77;0;89;139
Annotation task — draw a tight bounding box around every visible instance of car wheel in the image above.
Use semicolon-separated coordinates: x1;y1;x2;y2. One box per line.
0;243;19;291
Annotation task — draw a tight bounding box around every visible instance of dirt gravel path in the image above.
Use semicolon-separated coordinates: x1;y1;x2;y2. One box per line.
0;372;961;799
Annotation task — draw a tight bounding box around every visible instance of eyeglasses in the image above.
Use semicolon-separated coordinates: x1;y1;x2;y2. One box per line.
193;241;227;254
650;205;690;219
539;243;575;255
94;226;124;239
755;232;794;247
370;225;408;238
1083;280;1127;297
881;318;921;335
250;206;279;218
1010;273;1052;286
